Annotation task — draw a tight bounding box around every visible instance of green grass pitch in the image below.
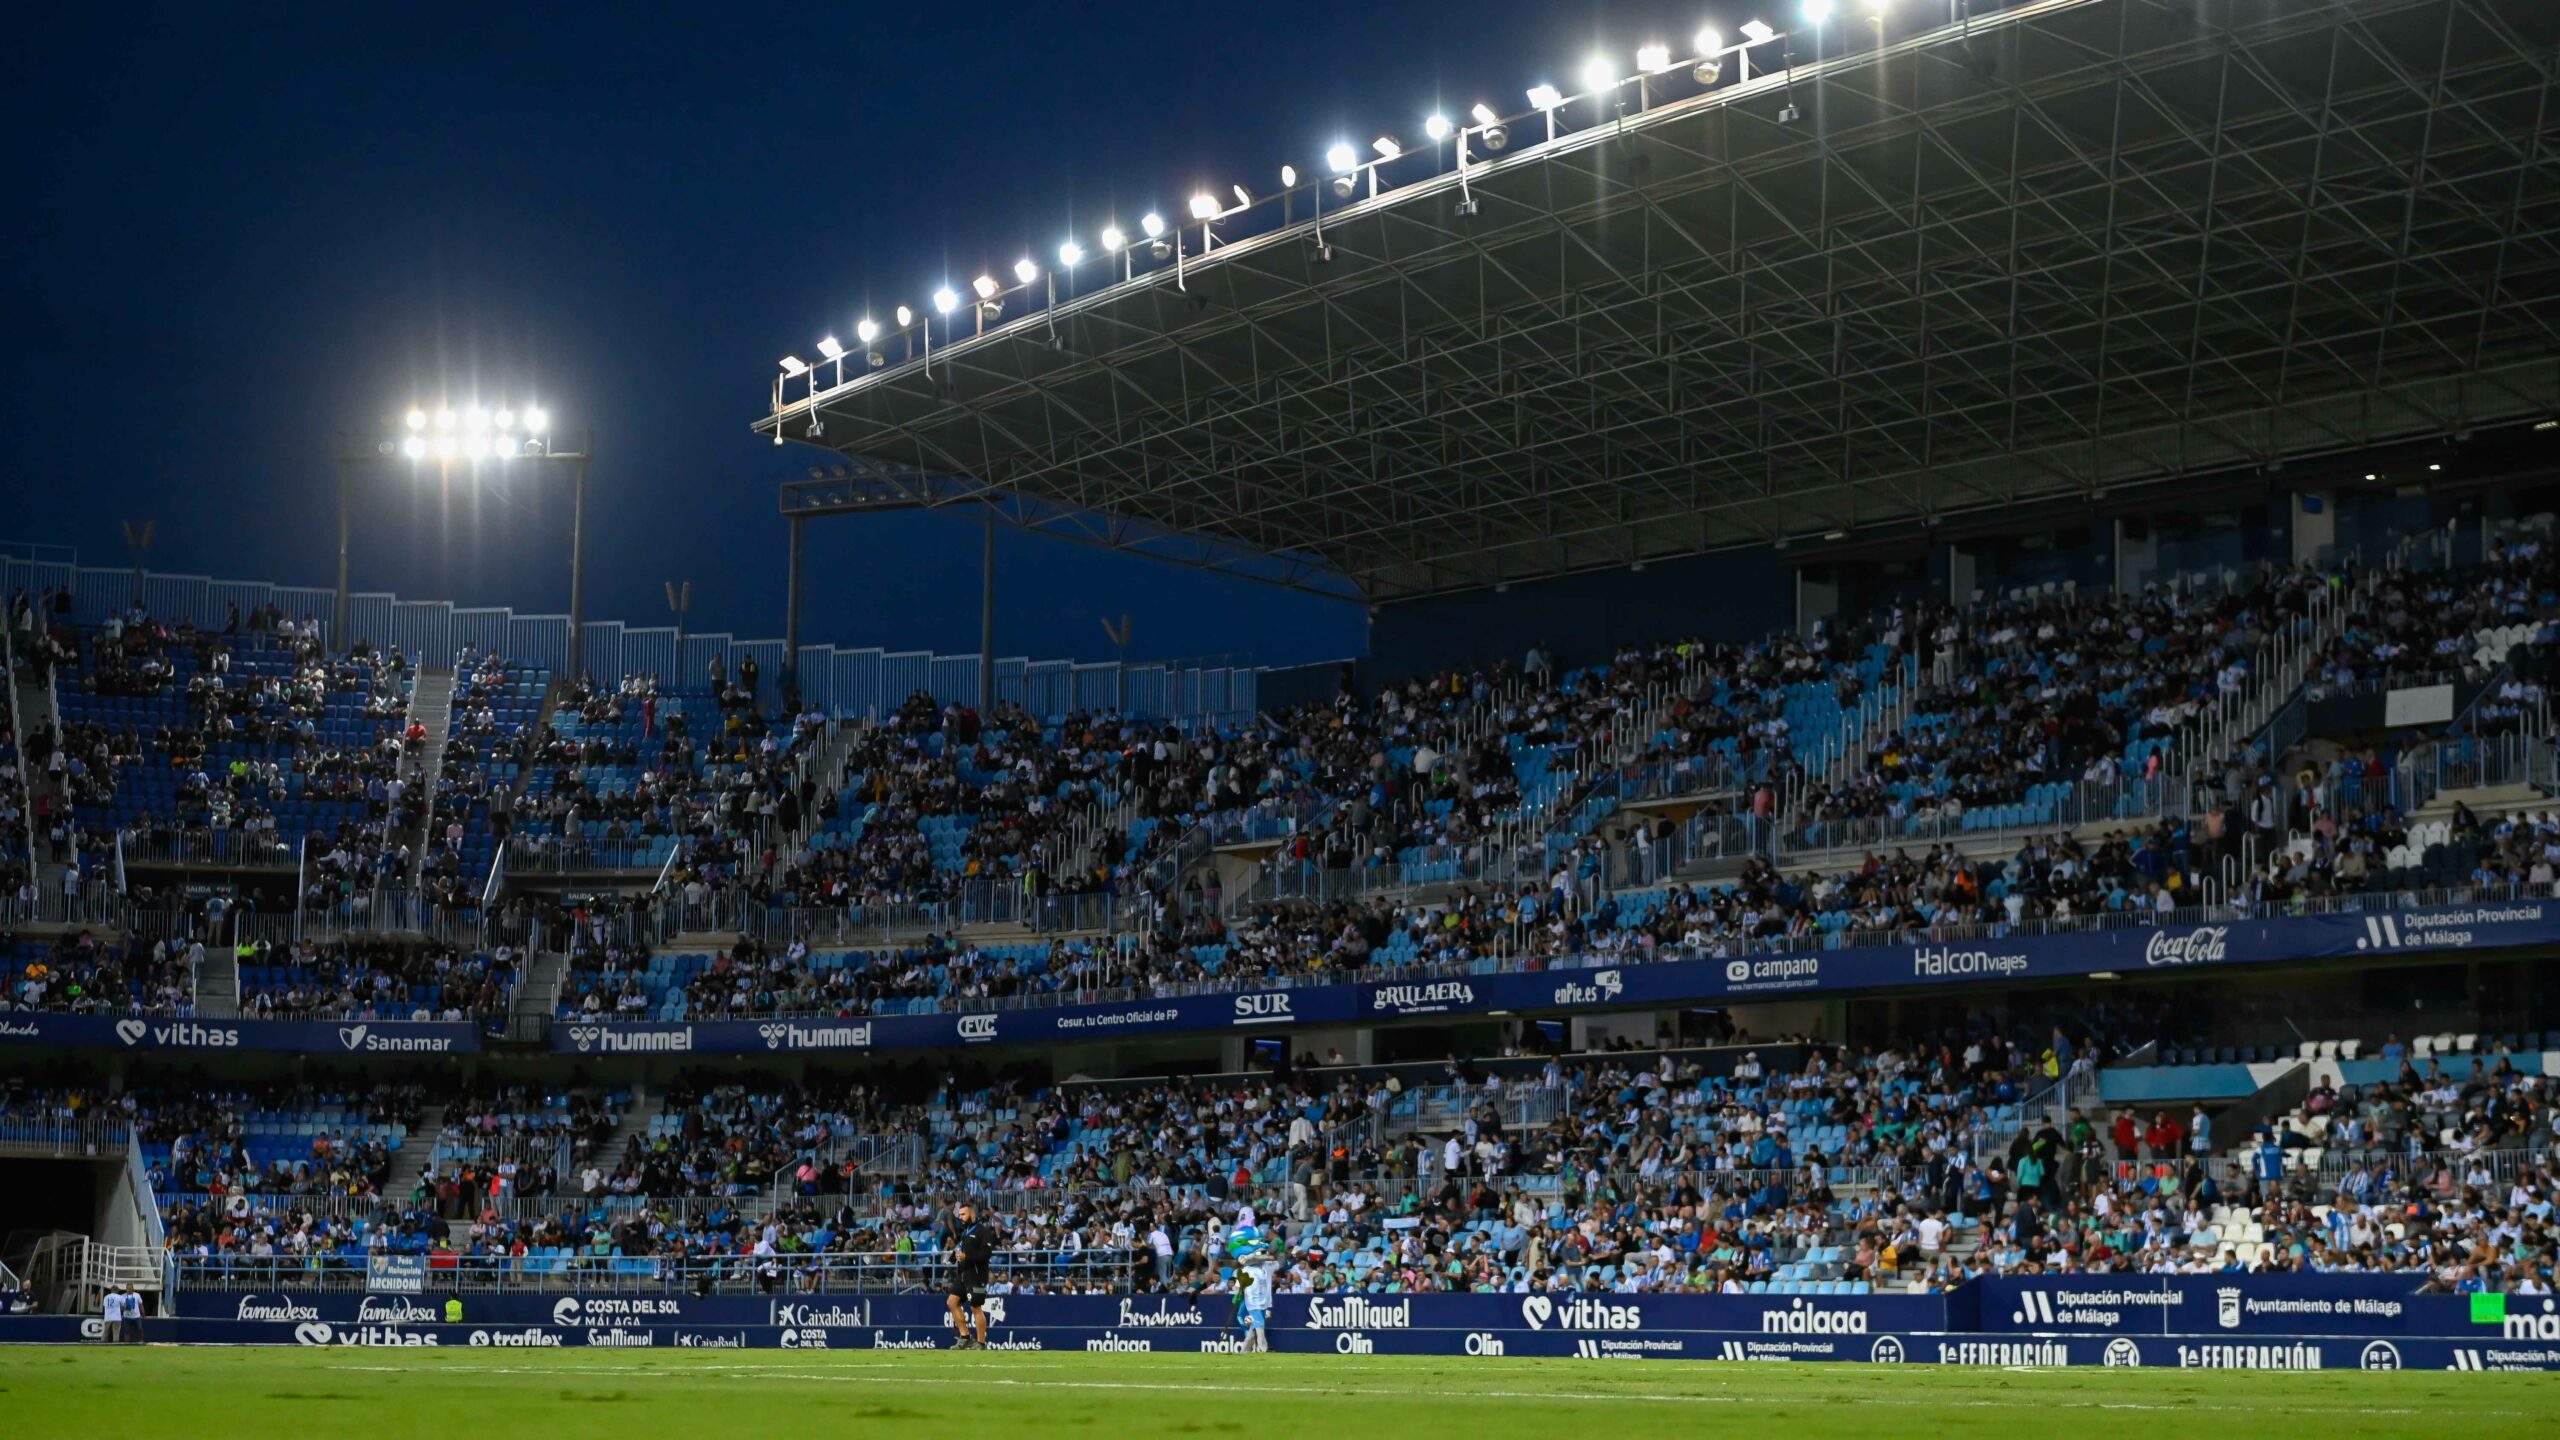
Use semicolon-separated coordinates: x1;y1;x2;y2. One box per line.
5;1346;2557;1439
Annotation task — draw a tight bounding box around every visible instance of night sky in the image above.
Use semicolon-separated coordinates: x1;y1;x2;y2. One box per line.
6;0;1727;671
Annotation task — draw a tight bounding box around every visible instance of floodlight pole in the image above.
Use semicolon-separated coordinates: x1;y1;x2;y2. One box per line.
569;441;591;681
335;459;353;651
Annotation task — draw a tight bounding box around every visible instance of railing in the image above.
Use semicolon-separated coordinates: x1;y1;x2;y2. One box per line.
656;883;1144;946
170;1247;1144;1295
1779;776;2171;858
506;834;686;872
2290;1142;2551;1192
631;876;2560;1026
0;1114;134;1156
115;827;297;868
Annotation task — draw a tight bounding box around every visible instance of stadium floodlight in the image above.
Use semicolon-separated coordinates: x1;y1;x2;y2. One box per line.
1527;83;1563;109
1100;224;1126;252
932;287;959;315
404;408;426;430
817;335;846;361
523;406;548;432
493;435;519;458
1232;184;1253;208
1695;27;1726;81
1864;0;1888;12
1637;42;1672;72
1804;0;1833;20
1372;135;1401;160
1056;240;1082;267
434;434;458;458
1423;113;1450;142
402;435;427;458
434;407;456;430
895;304;915;327
1279;164;1298;187
778;355;809;376
972;274;999;300
1013;258;1038;284
493;408;515;429
1188;191;1218;220
464;433;490;459
856;317;880;344
1740;19;1777;42
464;406;489;431
1580;55;1616;93
1326;142;1359;173
1140;212;1166;238
1470;102;1499;126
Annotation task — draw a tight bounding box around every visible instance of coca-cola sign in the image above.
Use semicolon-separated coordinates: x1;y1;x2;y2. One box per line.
2143;927;2230;967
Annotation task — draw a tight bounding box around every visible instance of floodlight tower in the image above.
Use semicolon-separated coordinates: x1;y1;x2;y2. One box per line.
335;404;596;675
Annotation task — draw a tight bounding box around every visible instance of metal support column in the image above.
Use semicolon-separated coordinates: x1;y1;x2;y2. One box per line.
785;513;806;689
979;507;995;712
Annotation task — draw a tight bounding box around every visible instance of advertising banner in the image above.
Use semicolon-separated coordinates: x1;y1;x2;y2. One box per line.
12;1316;2560;1370
0;1014;481;1055
551;897;2560;1056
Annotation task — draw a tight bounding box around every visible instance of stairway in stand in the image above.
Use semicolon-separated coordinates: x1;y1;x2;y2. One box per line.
8;644;72;896
505;946;570;1041
194;940;240;1018
400;669;457;889
382;1104;449;1205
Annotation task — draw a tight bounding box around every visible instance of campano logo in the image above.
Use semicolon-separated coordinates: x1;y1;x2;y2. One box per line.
552;1297;582;1325
1725;961;1751;983
2103;1338;2144;1368
958;1014;999;1041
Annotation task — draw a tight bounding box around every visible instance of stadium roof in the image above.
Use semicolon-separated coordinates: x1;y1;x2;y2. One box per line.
760;0;2560;603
